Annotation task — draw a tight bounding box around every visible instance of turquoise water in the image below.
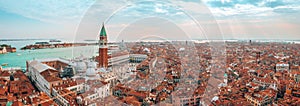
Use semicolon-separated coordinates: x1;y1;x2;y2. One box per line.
0;40;98;69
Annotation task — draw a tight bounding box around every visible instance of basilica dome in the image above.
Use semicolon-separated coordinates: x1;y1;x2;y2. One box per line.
75;62;87;73
86;68;97;77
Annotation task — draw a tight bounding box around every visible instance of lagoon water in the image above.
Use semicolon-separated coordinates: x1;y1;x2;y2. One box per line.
0;40;99;69
2;39;299;69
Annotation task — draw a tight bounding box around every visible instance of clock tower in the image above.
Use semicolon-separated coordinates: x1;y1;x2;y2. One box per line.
98;23;108;68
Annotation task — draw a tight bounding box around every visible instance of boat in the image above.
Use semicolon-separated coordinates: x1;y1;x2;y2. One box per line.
1;63;8;66
35;42;49;45
50;39;62;42
17;53;21;56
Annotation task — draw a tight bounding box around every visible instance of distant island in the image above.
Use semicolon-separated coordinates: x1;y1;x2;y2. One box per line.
0;39;50;41
20;42;97;50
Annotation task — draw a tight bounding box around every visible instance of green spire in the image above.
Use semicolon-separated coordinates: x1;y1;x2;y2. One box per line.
100;23;107;36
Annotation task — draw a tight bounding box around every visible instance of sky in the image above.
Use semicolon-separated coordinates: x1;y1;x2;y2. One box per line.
0;0;299;41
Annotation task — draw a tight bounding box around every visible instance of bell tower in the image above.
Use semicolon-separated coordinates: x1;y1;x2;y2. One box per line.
98;23;108;68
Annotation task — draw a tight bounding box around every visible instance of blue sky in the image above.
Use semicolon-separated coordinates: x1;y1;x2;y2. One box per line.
0;0;299;41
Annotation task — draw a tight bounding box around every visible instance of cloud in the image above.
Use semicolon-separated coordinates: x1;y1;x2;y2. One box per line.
154;4;168;13
203;0;300;18
273;5;300;13
103;0;193;24
0;0;299;40
264;0;285;8
0;0;95;24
